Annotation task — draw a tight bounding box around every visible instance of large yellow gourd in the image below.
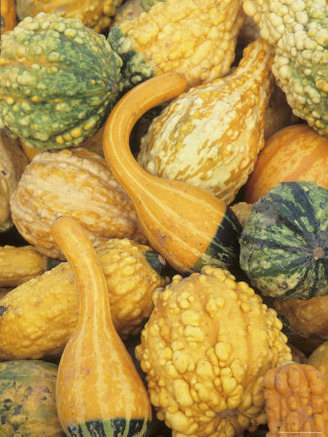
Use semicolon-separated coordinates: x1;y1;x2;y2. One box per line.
51;216;152;436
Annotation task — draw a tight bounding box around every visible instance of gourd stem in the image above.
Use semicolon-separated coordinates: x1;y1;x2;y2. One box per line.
103;72;187;203
51;216;112;330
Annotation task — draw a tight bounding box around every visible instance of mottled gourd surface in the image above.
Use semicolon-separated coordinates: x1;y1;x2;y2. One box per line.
243;0;328;136
0;13;123;150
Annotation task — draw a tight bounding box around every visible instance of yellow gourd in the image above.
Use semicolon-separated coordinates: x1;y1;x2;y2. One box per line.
51;216;152;436
137;38;275;204
0;237;167;360
307;341;328;385
103;72;242;274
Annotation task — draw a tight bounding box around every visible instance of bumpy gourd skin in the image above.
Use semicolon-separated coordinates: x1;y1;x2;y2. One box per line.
136;265;291;437
243;0;328;137
0;13;123;150
108;0;246;91
0;238;168;360
263;362;328;436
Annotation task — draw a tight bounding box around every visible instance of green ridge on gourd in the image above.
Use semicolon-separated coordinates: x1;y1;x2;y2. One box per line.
239;180;328;299
0;13;123;150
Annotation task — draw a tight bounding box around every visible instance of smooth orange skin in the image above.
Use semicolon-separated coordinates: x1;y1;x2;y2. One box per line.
244;124;328;204
1;0;17;33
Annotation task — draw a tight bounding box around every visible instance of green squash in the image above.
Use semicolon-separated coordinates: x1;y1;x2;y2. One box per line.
239;180;328;299
0;360;64;436
0;13;123;150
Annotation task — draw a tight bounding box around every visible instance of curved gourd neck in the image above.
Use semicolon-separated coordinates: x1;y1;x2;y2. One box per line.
103;72;187;201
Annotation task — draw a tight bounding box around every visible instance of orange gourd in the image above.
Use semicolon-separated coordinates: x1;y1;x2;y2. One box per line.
103;72;242;273
244;124;328;204
263;362;328;437
0;0;17;34
51;216;152;436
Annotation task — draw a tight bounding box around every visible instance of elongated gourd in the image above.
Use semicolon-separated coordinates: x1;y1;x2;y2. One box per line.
103;72;242;273
51;216;152;436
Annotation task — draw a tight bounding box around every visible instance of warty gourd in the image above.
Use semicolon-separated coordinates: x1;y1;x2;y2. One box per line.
10;147;146;259
137;37;274;204
0;13;123;150
243;0;328;137
108;0;246;91
263;362;328;436
0;237;167;360
135;265;292;437
16;0;123;34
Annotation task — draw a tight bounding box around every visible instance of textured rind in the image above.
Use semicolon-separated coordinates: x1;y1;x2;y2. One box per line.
109;0;246;91
137;37;274;204
243;0;328;137
135;265;291;437
0;360;63;436
16;0;123;33
263;362;328;436
0;238;167;360
10;147;146;259
239;181;328;299
0;13;123;150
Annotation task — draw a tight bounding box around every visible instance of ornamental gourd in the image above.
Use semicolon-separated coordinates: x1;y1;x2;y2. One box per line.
0;237;167;360
239;181;328;299
137;37;274;204
243;0;328;137
108;0;246;91
10;147;146;259
244;124;328;204
103;72;242;274
0;13;123;150
51;216;152;437
135;265;291;436
16;0;123;34
0;0;17;34
0;360;64;436
263;362;328;436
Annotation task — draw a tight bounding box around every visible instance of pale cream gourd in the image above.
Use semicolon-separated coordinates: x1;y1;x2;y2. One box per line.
137;38;274;204
0;130;28;231
10;147;146;259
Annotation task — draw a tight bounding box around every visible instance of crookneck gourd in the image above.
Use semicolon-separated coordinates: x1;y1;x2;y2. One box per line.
0;237;167;360
137;37;274;204
243;0;328;137
0;13;123;150
108;0;246;91
16;0;123;34
239;180;328;299
10;147;146;259
135;265;292;437
244;124;328;204
51;216;152;437
103;72;242;274
0;130;28;231
263;362;328;437
0;360;64;437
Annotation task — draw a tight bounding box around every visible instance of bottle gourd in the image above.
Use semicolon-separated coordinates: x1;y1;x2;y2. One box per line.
51;216;152;436
102;72;242;273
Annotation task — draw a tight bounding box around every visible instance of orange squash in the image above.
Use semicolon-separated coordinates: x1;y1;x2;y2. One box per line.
103;72;242;273
51;216;152;436
244;124;328;204
0;0;17;34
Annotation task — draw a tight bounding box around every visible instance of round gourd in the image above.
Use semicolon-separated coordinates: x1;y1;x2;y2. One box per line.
10;147;146;259
244;124;328;204
308;341;328;385
0;360;64;436
0;13;123;150
239;180;328;299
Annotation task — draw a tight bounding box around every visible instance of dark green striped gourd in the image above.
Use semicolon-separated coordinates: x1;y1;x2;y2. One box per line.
239;180;328;299
0;360;64;436
0;13;123;150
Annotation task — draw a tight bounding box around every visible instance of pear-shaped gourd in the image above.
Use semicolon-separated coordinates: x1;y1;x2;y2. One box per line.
51;216;152;436
103;72;242;274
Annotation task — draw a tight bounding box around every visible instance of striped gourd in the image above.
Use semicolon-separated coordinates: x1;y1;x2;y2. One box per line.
239;180;328;299
103;72;242;274
51;216;152;436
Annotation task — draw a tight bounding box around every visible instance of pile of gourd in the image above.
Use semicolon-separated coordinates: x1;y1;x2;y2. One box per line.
1;0;328;436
